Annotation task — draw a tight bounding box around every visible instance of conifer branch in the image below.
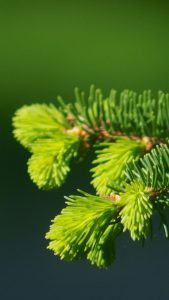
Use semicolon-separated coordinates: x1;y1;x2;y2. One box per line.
57;86;169;139
12;85;169;268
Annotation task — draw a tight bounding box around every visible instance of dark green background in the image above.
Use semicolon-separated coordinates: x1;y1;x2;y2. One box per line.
1;1;169;299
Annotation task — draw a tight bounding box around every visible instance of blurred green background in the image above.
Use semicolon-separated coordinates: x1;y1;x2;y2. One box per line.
1;1;169;299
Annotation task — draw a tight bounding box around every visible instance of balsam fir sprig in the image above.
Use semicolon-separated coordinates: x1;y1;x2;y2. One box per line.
13;85;169;268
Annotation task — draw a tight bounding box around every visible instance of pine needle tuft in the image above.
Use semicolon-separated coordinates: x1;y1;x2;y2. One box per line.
13;104;68;150
28;134;79;189
119;181;153;240
91;138;145;196
46;190;122;268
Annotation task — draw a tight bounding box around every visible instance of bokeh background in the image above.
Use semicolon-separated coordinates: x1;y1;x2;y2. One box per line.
1;1;169;299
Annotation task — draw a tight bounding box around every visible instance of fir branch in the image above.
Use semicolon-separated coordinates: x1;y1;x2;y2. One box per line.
12;86;169;190
57;85;169;139
12;85;169;268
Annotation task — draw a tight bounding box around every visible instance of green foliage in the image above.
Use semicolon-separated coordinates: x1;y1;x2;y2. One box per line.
13;104;69;150
46;190;122;268
91;138;145;196
13;104;80;189
124;144;169;240
119;181;153;240
125;144;169;190
58;85;169;138
28;134;79;189
13;85;169;268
